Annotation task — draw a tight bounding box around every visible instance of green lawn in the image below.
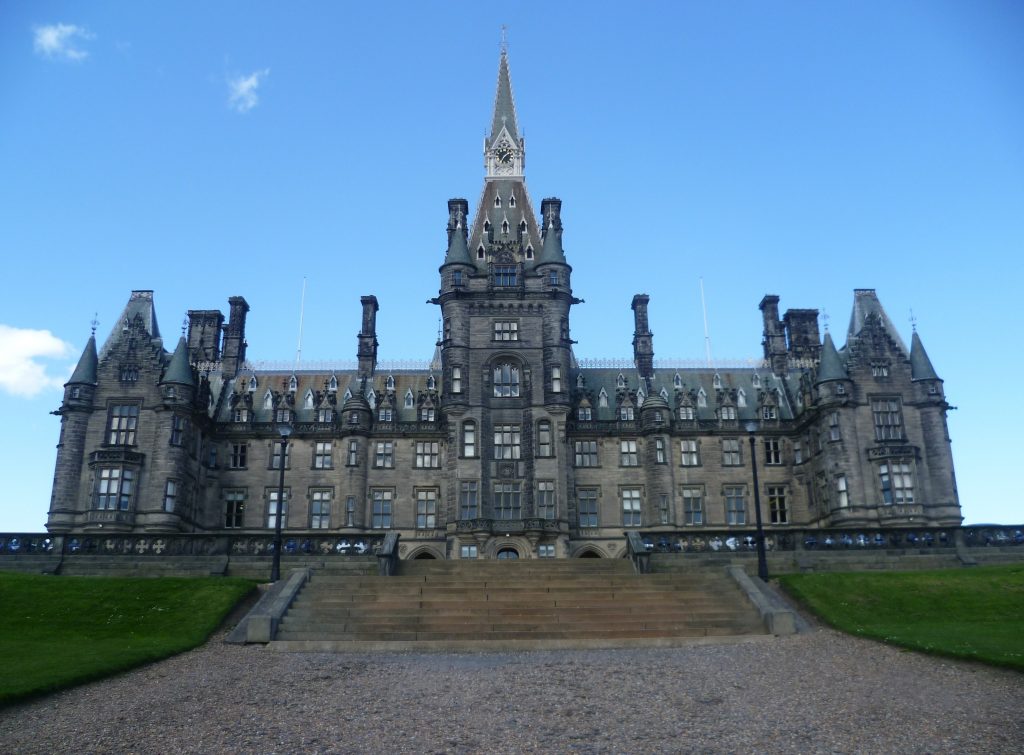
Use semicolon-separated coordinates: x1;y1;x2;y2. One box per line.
779;564;1024;670
0;572;255;705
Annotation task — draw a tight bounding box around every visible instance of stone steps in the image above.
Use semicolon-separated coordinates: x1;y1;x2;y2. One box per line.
271;558;767;649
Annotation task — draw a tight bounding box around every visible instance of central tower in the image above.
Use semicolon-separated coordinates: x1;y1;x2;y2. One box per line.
433;47;576;559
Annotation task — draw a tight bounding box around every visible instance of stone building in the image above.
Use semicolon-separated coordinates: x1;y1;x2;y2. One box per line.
46;50;961;559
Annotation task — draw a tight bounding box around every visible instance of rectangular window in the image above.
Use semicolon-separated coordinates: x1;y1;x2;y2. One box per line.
872;363;889;377
463;422;476;457
460;544;478;559
574;440;599;467
345;495;356;527
494;320;519;341
224;490;245;528
493;265;517;287
451;366;462;394
721;406;737;421
679;406;695;421
95;467;134;510
314;441;332;469
230;443;247;469
415;441;440;468
493;425;521;460
163;480;178;513
494;482;521;519
828;412;841;441
537;481;556;519
232;408;249;423
762;406;778;420
275;409;291;424
347;439;359;466
267;489;289;528
452;271;463;287
620;439;638;466
680;439;700;466
548;271;559;286
270;442;290;470
316;408;333;423
722;438;742;466
416;490;438;529
577;407;592;421
374;440;394;468
537;421;552;457
873;399;903;441
459;481;479;519
793;441;803;465
880;462;914;504
682;487;703;525
836;475;849;508
655;438;666;464
420;407;435;422
725;486;746;525
621;489;642;527
310;489;332;529
371;490;393;528
764;438;782;465
107;405;139;445
538;544;555;557
768;485;788;524
578;489;599;528
378;408;393;422
659;494;670;524
551;367;562;393
619;406;635;421
170;415;187;446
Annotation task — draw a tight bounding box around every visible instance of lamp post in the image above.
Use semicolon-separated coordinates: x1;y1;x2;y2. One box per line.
745;421;770;582
270;421;293;582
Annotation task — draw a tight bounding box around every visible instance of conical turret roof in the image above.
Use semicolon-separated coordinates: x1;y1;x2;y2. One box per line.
162;337;195;386
67;335;98;385
442;225;473;267
909;331;940;381
815;332;847;384
538;218;567;265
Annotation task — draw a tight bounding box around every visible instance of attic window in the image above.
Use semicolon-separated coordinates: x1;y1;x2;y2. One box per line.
502;220;509;234
713;373;722;389
752;373;761;388
248;376;257;392
737;388;747;408
872;364;889;378
263;391;273;410
405;389;414;408
519;220;526;232
673;373;682;389
616;374;626;389
303;389;315;409
509;195;516;207
342;388;352;401
762;406;778;420
120;366;139;383
494;195;501;208
598;388;609;408
328;375;338;392
386;375;395;391
697;388;707;408
288;375;297;392
484;220;491;232
525;246;534;259
576;373;585;388
660;388;669;401
477;245;485;260
427;375;436;391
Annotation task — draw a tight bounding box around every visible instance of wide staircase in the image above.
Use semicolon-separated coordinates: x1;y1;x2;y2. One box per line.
270;558;766;651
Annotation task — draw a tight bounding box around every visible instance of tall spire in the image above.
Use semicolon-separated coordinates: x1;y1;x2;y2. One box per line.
489;46;520;145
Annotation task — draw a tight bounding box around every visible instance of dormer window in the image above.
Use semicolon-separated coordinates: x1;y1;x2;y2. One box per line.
713;373;722;389
697;388;707;408
484;220;491;233
494;195;501;208
616;373;626;389
317;408;333;423
598;388;609;408
679;405;694;421
378;408;393;422
477;245;485;260
519;220;526;233
303;389;314;409
404;389;414;408
385;375;395;391
342;388;352;401
427;375;436;391
509;195;516;207
502;220;509;234
288;375;297;392
420;407;435;422
248;376;257;392
275;408;291;423
752;373;761;388
328;375;338;392
233;408;249;423
367;389;376;409
660;388;669;401
762;406;778;420
578;406;592;421
620;406;635;421
673;373;682;389
721;406;737;421
576;373;585;388
737;389;747;408
263;391;273;410
525;245;534;259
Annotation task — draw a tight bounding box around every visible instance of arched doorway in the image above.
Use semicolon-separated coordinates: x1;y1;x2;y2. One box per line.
414;552;437;560
496;547;519;560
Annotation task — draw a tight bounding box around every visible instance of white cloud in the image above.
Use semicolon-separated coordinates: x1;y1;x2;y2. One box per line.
0;325;75;398
228;68;270;113
33;23;94;62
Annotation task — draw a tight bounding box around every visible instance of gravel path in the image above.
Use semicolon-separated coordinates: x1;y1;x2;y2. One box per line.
1;628;1021;754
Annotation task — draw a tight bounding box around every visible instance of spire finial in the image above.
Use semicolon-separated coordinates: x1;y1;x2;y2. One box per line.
90;313;99;337
181;315;188;337
909;308;917;332
500;24;508;55
822;308;830;333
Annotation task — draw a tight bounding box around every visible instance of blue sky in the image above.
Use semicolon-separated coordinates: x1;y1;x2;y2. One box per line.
1;1;1022;530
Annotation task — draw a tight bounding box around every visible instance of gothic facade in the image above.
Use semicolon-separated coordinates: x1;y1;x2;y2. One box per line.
46;51;961;559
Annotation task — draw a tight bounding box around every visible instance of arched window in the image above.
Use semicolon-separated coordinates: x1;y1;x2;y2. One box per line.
737;388;747;408
288;375;297;392
427;375;436;391
493;363;520;397
405;389;414;408
303;389;314;409
248;375;257;392
263;390;273;410
386;375;395;391
328;375;338;392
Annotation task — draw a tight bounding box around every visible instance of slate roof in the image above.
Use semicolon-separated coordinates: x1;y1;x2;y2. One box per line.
162;337;195;386
67;335;98;385
100;290;161;359
467;178;544;268
909;331;940;381
848;289;907;354
490;49;520;144
815;332;847;384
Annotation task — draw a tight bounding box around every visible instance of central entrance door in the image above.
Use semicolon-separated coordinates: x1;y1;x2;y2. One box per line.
496;547;519;560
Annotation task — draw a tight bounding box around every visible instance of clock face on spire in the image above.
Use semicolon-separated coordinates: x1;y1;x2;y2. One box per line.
496;145;514;163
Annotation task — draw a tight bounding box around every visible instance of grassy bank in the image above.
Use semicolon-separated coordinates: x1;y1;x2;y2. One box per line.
0;572;255;705
779;564;1024;670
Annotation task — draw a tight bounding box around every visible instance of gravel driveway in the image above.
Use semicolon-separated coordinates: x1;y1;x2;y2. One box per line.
1;628;1021;754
